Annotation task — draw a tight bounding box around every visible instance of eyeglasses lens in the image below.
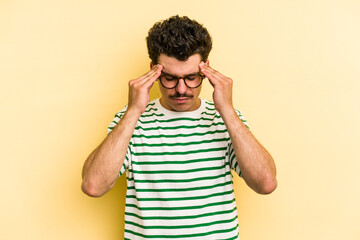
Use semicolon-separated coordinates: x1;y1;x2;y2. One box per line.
159;75;203;89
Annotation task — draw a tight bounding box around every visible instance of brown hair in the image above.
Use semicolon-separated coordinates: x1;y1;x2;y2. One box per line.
146;15;212;64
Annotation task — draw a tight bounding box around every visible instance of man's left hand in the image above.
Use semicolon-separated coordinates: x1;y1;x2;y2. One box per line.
199;62;234;114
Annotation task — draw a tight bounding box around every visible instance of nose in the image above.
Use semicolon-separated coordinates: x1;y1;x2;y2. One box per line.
175;78;188;94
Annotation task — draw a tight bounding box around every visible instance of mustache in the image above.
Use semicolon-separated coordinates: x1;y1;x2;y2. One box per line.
170;93;194;99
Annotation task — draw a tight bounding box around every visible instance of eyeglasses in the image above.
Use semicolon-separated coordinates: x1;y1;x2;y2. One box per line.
158;72;205;89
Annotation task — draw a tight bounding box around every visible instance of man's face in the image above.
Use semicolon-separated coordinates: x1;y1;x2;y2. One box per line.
154;53;205;112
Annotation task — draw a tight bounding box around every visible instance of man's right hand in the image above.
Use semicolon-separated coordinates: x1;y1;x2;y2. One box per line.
127;64;163;116
81;64;163;197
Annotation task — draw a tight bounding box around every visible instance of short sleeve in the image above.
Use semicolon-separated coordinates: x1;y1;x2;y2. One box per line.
235;109;249;130
228;109;250;177
107;106;131;177
107;105;128;135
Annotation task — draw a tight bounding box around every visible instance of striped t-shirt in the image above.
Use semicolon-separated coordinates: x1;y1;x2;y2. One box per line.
107;98;249;240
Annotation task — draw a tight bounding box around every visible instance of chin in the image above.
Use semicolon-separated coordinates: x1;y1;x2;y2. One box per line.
170;104;189;112
161;96;200;112
175;102;199;112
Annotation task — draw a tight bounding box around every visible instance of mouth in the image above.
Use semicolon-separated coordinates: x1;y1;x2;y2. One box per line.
169;93;194;105
172;97;190;103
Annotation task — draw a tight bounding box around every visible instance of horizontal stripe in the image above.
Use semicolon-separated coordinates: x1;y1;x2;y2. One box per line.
126;189;234;202
144;107;157;112
134;122;225;131
125;215;237;229
132;165;225;174
132;156;225;165
115;111;126;118
126;199;235;211
234;162;240;173
140;113;164;118
127;180;232;192
129;171;229;183
229;144;235;157
201;111;217;116
125;206;237;220
108;118;246;130
132;146;227;156
110;116;125;125
223;234;240;240
137;115;222;124
231;153;236;163
125;224;238;239
111;120;120;125
132;137;229;147
132;129;228;139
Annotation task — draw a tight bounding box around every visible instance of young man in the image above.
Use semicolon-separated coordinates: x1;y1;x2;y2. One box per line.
82;15;277;239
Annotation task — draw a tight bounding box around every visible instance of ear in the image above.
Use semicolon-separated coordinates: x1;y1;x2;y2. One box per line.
205;60;209;66
150;62;154;69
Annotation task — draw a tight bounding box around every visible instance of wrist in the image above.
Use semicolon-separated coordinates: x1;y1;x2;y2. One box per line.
126;105;145;119
217;104;235;117
121;107;142;125
218;107;238;124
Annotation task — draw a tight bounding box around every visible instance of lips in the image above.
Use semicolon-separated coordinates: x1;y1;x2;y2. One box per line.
173;97;189;103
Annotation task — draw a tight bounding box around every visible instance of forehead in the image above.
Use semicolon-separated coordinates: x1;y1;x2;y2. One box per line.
158;54;202;75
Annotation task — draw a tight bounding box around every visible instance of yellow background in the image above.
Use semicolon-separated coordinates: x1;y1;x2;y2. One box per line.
1;0;359;239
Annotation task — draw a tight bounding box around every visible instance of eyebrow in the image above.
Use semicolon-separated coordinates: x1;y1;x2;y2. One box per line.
161;71;199;77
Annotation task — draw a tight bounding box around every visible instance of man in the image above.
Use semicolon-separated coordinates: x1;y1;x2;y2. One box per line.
82;15;277;239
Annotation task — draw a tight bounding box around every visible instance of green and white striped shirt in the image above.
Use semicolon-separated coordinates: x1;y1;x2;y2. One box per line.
108;98;249;240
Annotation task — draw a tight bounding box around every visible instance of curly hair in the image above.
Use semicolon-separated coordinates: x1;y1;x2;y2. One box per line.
146;15;212;64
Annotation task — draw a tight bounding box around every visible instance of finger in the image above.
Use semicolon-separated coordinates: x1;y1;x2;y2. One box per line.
130;71;159;92
144;64;163;80
145;64;163;82
134;64;162;84
199;63;232;90
200;62;226;79
142;65;163;88
199;63;222;85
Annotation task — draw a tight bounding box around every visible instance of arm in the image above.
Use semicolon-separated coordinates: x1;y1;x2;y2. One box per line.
221;109;277;194
81;64;163;197
199;62;277;194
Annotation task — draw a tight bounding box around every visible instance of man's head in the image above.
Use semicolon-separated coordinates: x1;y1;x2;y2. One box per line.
146;15;212;64
147;16;212;112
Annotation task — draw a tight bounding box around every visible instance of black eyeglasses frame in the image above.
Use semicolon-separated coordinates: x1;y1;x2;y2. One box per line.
158;73;206;89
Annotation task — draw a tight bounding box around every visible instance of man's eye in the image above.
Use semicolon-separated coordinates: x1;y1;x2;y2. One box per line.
185;76;197;81
164;76;176;81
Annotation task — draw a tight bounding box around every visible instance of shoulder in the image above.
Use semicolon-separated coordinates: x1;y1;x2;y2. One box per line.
201;98;249;128
202;99;217;112
144;99;158;112
138;99;164;120
107;100;159;134
113;99;158;118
